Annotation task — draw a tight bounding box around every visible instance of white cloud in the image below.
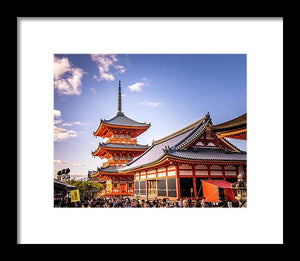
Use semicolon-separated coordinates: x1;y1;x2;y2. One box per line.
54;125;78;142
54;109;61;118
54;160;68;164
128;82;145;92
54;119;63;125
91;54;126;81
72;163;85;167
139;101;163;107
128;78;150;92
54;56;85;95
54;160;85;167
61;121;86;127
53;57;71;80
54;109;63;125
54;109;84;142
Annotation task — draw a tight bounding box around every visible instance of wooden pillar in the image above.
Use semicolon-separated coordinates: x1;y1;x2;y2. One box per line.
192;165;197;198
166;176;169;198
176;164;180;199
243;165;247;183
165;166;168;198
235;165;239;178
207;165;211;180
155;168;158;198
221;165;226;180
146;170;148;200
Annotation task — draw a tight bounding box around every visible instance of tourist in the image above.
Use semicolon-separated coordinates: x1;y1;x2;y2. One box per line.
54;193;240;208
201;198;205;208
178;198;183;208
182;199;189;208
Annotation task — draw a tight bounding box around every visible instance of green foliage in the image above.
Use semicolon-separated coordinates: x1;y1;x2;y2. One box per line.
66;179;103;197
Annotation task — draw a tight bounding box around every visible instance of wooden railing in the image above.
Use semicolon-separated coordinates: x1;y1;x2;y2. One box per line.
106;137;137;144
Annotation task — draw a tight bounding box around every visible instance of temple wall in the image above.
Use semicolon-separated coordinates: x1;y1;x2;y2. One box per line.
210;165;223;177
133;162;245;199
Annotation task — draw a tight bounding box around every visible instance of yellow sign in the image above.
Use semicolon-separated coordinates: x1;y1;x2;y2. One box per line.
70;189;80;202
106;182;112;194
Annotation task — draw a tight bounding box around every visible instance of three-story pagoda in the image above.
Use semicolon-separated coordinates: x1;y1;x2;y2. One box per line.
90;81;151;196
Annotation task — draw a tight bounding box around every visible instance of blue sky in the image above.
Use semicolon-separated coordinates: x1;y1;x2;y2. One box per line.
54;54;246;179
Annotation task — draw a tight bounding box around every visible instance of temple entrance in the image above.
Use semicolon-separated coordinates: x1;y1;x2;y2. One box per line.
225;178;237;183
196;178;208;198
120;184;127;193
180;178;194;198
148;180;157;197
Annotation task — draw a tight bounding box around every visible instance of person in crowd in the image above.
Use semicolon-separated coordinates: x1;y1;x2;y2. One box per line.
182;199;189;208
178;198;183;208
54;194;238;208
201;198;206;208
194;199;201;207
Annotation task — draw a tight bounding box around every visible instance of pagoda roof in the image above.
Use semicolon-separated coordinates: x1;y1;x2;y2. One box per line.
97;166;119;173
93;81;150;137
89;166;134;180
101;112;151;128
97;142;149;150
92;142;149;156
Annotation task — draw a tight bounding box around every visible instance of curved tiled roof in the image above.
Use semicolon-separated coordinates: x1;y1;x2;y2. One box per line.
102;112;151;128
97;166;119;173
210;113;246;132
98;142;149;150
173;115;211;150
92;142;149;156
119;113;246;172
119;122;199;171
167;147;246;161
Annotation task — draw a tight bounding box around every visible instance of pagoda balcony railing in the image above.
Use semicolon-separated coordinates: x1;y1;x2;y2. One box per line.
102;161;110;168
106;161;129;167
105;137;137;144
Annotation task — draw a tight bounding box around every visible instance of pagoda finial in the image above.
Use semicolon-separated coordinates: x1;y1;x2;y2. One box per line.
118;80;122;113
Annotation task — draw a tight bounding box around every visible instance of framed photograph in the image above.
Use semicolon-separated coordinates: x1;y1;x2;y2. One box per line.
18;17;283;244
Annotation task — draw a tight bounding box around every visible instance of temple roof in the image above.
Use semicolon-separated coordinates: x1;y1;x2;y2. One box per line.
173;113;212;150
210;113;246;132
119;113;246;172
167;147;246;161
101;112;151;128
120;116;208;171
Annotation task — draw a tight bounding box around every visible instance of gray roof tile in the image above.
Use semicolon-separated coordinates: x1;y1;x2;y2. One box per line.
97;166;119;173
167;147;246;161
99;142;149;150
102;112;151;127
120;128;195;171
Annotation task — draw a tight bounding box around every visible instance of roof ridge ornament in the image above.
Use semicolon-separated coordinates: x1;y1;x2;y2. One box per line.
206;112;213;125
162;145;170;153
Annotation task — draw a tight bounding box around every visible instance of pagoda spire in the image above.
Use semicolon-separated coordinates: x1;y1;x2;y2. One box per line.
118;80;122;113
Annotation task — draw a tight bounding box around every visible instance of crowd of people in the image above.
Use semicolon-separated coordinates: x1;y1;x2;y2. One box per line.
54;195;240;208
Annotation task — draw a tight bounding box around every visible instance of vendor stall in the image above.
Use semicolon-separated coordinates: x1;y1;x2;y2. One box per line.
202;180;236;203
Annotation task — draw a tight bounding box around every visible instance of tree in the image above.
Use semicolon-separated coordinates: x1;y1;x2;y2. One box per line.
66;179;103;198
